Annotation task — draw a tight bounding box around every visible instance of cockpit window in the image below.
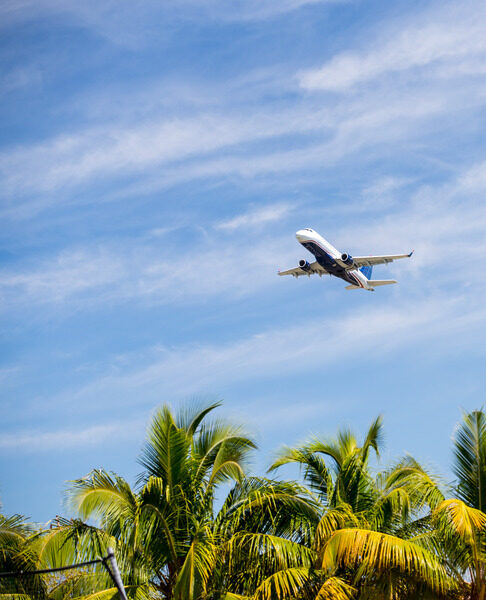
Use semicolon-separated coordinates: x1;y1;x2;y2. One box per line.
304;228;313;232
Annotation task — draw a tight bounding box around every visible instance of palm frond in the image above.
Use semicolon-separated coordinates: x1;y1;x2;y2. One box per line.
138;405;190;492
67;471;138;529
321;528;452;595
314;504;361;548
382;455;446;512
314;576;355;600
172;528;216;600
361;414;384;461
176;400;222;435
226;532;314;575
435;498;486;543
452;409;486;512
218;478;319;541
268;448;330;499
193;424;255;487
252;567;310;600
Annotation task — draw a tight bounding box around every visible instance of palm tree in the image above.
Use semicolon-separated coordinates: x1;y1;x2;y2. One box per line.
436;409;486;599
0;512;49;600
269;416;454;599
388;409;486;599
53;402;352;600
59;401;259;600
25;406;486;599
214;476;354;600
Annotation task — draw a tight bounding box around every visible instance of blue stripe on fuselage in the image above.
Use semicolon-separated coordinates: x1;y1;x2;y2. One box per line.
302;240;358;286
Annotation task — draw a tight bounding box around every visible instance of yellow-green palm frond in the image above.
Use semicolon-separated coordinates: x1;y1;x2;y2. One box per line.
176;400;222;435
321;528;452;595
31;519;114;568
216;478;319;542
383;456;446;512
314;576;355;600
47;570;114;600
138;405;191;493
368;486;411;532
67;471;139;527
251;567;310;600
68;588;118;600
193;421;256;485
452;409;486;512
172;526;216;600
434;498;486;544
0;515;35;541
268;447;331;499
314;504;361;549
360;414;384;462
0;514;40;574
226;532;314;575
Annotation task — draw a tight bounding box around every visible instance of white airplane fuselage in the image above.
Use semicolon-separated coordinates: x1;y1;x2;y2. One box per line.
296;228;371;290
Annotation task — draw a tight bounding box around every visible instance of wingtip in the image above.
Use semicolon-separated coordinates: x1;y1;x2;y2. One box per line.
408;249;415;257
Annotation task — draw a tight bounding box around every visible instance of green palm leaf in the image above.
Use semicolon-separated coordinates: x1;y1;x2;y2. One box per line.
251;567;311;600
314;576;355;600
321;528;452;595
452;409;486;512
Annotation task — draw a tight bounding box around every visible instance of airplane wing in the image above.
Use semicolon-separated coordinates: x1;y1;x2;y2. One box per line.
278;261;329;277
352;251;414;268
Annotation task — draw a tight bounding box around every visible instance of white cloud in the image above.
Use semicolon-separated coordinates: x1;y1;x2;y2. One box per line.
0;249;124;307
1;85;461;220
194;0;344;22
299;3;486;91
456;160;486;192
3;158;486;314
0;421;143;452
0;108;321;202
0;235;295;311
47;294;486;414
215;203;293;231
0;0;343;42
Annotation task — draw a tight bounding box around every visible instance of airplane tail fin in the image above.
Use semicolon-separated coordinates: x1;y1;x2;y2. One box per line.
360;265;372;280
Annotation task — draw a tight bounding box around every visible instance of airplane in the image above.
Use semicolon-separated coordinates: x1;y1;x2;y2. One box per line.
278;228;413;291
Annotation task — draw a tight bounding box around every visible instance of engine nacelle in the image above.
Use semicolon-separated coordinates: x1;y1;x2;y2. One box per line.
341;253;354;267
299;259;311;271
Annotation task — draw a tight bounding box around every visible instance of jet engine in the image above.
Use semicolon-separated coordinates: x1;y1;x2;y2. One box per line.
341;253;354;267
299;259;311;271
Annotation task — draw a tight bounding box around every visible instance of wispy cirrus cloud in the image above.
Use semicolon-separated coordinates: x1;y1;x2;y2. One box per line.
215;203;294;231
0;0;343;41
0;421;143;452
0;249;124;307
0;234;293;312
0;87;464;220
0;107;328;206
42;294;486;416
5;0;486;223
3;159;486;314
299;2;486;91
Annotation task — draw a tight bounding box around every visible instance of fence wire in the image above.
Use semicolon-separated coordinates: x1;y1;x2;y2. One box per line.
0;551;127;600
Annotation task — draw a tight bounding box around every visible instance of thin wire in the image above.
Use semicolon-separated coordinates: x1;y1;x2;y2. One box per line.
0;559;103;578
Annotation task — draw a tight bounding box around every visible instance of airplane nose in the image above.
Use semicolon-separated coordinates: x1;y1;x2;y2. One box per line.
296;229;308;241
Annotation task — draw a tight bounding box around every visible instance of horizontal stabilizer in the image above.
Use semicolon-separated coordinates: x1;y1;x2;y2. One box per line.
368;279;397;287
345;284;360;290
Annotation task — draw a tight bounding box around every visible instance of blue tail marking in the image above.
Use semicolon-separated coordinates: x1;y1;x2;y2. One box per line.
360;265;373;279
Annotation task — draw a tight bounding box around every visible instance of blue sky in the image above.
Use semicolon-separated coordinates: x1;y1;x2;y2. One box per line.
2;0;486;522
